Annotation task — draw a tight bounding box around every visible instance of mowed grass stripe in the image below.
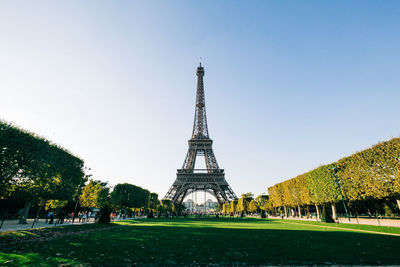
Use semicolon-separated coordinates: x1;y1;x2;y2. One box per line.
278;220;400;237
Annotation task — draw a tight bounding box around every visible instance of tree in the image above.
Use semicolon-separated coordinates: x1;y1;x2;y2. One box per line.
255;195;268;209
237;193;253;214
268;137;400;218
45;199;68;211
268;183;285;215
248;199;258;213
149;193;159;211
79;179;109;209
111;183;147;209
229;200;238;214
222;203;230;215
241;192;254;198
160;199;173;213
0;121;85;223
306;165;341;200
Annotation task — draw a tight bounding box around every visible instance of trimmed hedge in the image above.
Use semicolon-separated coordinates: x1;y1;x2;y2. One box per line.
268;137;400;212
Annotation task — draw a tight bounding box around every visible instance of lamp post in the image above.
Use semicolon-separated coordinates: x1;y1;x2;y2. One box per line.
330;165;350;222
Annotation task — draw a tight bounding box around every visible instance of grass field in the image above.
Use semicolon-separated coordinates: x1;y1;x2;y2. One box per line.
1;217;400;266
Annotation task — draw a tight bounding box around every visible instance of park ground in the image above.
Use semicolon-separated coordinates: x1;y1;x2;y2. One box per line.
1;217;400;266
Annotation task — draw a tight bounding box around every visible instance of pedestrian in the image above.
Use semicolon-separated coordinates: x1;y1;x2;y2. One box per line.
46;210;51;223
57;210;65;224
49;211;54;224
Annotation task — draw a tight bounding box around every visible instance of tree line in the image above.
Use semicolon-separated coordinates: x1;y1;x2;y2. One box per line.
222;193;270;216
267;137;400;219
0;121;160;223
78;180;175;222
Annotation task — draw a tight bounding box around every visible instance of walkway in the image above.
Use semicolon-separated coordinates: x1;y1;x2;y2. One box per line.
0;217;143;233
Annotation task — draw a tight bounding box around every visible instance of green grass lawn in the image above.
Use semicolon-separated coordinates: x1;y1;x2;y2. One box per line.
1;217;400;266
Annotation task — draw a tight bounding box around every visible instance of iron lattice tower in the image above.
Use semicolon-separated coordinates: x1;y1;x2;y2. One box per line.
164;63;237;205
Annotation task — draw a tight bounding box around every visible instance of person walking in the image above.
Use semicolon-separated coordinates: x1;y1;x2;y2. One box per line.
46;210;51;224
49;211;54;224
57;210;65;224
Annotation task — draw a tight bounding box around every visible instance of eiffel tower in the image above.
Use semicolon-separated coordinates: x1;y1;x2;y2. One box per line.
164;63;237;205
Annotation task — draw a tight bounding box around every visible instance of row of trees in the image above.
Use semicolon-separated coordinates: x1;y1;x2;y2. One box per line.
0;121;159;223
268;137;400;218
222;193;270;215
78;180;157;219
0;121;85;223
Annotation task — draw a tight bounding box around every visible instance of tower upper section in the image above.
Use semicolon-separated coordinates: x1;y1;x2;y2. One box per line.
191;63;210;139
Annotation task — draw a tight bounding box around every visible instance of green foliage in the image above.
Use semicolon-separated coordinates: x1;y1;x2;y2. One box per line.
111;183;150;210
337;138;400;201
160;199;173;213
383;203;393;216
269;137;400;210
241;192;254;198
237;193;254;213
255;195;267;206
45;200;68;211
268;183;284;208
149;193;159;210
255;194;271;212
248;199;258;213
305;164;341;205
0;121;85;218
230;200;238;213
222;203;230;214
79;179;109;208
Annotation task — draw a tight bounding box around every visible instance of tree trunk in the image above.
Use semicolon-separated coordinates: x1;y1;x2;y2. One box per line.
396;199;400;212
19;200;32;224
298;205;302;218
284;206;288;217
331;203;337;220
34;201;42;222
74;197;79;214
315;204;320;219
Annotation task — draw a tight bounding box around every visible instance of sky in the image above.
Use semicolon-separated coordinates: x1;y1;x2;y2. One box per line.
1;1;400;202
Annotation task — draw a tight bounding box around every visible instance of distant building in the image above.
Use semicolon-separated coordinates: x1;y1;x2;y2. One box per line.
206;199;218;209
184;199;194;209
183;198;218;212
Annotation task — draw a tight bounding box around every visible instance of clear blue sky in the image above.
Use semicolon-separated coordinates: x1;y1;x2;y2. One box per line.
1;1;400;200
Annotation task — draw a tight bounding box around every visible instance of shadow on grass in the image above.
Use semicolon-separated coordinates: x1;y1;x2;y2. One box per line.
0;218;399;266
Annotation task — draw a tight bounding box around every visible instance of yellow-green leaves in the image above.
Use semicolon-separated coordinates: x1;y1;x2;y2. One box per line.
268;137;400;207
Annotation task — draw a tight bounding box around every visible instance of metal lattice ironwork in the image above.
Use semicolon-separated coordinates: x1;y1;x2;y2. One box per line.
164;63;237;205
